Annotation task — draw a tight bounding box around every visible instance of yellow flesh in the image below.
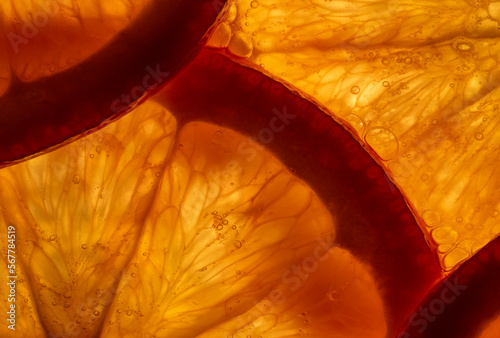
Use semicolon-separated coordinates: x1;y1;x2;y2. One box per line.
0;102;386;337
0;0;148;95
209;0;500;271
1;0;500;336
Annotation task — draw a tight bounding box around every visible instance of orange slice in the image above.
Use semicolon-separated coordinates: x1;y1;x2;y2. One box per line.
0;0;148;90
0;98;388;336
213;0;500;271
0;101;177;336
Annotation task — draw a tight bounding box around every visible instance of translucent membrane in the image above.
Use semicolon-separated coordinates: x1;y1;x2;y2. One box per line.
213;0;500;270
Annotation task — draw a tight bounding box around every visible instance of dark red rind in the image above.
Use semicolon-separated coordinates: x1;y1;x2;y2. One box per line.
155;48;442;335
0;0;227;167
398;234;500;338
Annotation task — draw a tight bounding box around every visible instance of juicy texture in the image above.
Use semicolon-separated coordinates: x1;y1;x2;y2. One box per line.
0;101;177;337
0;0;499;336
213;0;500;271
102;122;385;337
157;48;441;335
0;99;388;337
0;0;148;87
0;0;226;166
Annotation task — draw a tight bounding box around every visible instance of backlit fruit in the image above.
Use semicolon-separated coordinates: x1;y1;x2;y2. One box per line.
0;100;390;337
214;0;500;271
0;0;225;165
0;0;500;337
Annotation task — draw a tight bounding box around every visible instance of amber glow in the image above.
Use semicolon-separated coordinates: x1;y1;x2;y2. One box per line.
0;102;177;336
0;101;386;336
0;0;147;92
211;0;500;270
0;0;500;337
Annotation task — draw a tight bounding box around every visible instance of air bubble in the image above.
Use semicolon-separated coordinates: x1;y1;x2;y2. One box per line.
250;0;259;8
422;210;441;227
216;224;224;230
93;310;100;316
231;225;237;230
233;240;243;249
72;174;80;184
382;81;390;87
350;86;360;95
344;114;366;136
457;43;471;51
328;290;339;301
431;226;458;243
365;127;399;161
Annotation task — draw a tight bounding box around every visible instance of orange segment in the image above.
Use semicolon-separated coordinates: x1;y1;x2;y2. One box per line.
1;98;388;336
199;247;386;338
101;122;340;336
214;0;500;270
0;101;176;336
0;0;148;84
